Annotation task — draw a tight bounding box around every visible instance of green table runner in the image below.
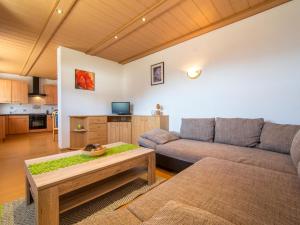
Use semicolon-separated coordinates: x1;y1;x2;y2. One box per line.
28;144;138;175
0;204;3;220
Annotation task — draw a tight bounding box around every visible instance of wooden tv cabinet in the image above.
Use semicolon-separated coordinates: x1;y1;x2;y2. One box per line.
69;115;169;149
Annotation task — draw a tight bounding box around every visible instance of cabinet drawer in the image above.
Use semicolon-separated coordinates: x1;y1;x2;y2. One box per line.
88;131;106;139
8;115;29;134
88;123;107;132
87;136;107;145
88;117;107;124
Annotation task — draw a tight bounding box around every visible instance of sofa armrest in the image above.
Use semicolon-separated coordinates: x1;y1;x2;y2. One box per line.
141;200;234;225
291;130;300;170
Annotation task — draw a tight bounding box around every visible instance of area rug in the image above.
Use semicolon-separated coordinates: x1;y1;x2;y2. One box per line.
0;176;165;225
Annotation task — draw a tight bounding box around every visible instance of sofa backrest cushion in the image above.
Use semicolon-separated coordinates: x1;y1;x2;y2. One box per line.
291;130;300;167
141;128;178;145
180;118;215;142
141;200;234;225
214;118;264;147
259;122;300;154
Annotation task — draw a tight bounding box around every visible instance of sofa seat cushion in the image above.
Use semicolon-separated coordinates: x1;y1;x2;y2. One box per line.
77;208;141;225
142;200;235;225
128;158;300;225
141;128;178;144
156;139;297;174
215;118;264;147
259;122;300;154
180;118;215;142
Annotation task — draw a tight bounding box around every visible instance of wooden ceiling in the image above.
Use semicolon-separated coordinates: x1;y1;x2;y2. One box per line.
0;0;290;79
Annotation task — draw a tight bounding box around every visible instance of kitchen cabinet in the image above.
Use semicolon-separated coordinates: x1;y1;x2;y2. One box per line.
0;79;28;104
70;116;107;149
47;115;53;131
85;117;107;145
5;116;9;135
11;80;28;104
0;116;5;142
0;79;12;103
8;115;29;134
119;122;132;144
108;122;131;144
107;122;120;144
44;85;57;105
70;115;169;149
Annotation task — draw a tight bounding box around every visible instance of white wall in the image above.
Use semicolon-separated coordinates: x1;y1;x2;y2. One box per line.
123;0;300;132
57;47;123;148
58;1;300;148
0;73;57;114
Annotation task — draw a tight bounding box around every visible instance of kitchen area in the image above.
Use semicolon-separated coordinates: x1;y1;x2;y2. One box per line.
0;76;57;142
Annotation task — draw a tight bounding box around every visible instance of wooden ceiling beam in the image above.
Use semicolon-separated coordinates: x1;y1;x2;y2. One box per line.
119;0;291;64
21;0;78;76
86;0;183;55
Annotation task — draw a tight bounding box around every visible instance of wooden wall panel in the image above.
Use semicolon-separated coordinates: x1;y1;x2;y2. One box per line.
212;0;235;18
29;43;58;78
0;0;56;75
192;0;222;23
248;0;265;7
0;0;291;78
180;0;210;27
230;0;250;12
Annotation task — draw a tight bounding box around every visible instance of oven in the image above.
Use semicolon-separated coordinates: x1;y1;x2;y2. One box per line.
29;114;47;130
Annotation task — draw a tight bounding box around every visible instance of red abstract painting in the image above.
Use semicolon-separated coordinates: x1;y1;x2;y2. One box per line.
75;69;95;91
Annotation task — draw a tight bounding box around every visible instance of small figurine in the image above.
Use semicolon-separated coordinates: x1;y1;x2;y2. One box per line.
155;104;162;115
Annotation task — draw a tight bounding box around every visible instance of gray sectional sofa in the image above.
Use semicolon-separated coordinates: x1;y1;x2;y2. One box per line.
140;118;300;175
79;118;300;225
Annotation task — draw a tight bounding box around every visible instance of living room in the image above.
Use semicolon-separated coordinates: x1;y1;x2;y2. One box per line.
1;0;300;224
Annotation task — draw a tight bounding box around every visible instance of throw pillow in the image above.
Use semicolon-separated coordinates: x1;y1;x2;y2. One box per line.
142;128;178;145
259;122;300;154
214;117;264;147
180;118;215;142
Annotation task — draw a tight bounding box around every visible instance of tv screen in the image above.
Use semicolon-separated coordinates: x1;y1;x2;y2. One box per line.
112;102;130;115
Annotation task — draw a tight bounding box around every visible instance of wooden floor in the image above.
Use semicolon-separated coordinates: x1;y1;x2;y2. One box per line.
0;132;174;204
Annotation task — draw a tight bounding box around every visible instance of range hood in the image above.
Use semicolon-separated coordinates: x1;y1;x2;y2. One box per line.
28;77;46;97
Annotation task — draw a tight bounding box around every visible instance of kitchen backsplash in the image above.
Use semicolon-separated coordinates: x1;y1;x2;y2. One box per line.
0;104;57;114
0;73;57;114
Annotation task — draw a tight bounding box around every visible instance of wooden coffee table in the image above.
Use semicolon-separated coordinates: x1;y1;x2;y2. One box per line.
24;142;155;225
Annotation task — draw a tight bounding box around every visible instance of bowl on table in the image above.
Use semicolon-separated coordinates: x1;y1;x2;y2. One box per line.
82;144;106;157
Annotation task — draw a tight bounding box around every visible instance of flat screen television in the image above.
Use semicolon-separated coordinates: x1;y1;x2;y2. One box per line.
111;102;130;115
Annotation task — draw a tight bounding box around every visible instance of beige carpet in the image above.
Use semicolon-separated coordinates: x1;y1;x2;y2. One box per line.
0;176;165;225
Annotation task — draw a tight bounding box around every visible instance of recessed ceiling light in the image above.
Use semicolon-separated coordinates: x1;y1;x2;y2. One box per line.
56;9;63;14
142;17;146;22
114;36;118;39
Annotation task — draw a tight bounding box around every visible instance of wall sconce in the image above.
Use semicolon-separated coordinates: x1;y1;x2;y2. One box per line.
187;68;202;79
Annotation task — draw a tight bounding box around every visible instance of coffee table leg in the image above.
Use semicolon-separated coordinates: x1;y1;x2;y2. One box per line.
36;187;59;225
25;176;33;205
148;152;156;185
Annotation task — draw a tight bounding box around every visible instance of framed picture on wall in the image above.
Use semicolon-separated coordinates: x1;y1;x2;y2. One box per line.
151;62;164;86
75;69;95;91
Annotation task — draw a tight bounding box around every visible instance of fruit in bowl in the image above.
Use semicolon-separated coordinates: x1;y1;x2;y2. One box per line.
83;144;106;156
